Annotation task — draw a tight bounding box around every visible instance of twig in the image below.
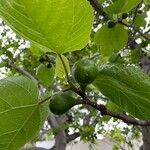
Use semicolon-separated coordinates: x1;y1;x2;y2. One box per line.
120;21;150;41
67;132;80;143
82;98;150;126
7;61;51;105
88;0;110;20
8;62;38;83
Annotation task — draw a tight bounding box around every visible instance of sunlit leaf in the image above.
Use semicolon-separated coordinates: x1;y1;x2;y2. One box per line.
0;0;94;54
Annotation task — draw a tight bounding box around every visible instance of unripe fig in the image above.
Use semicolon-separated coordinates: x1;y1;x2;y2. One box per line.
49;93;80;115
72;59;98;85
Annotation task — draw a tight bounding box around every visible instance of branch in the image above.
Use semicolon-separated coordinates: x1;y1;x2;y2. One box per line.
8;62;38;83
119;21;150;41
88;0;110;20
49;146;55;150
71;86;150;126
82;98;150;126
67;132;80;143
47;113;59;128
7;62;50;105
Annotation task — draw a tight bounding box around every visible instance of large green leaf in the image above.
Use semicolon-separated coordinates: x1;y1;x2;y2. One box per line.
106;0;141;14
93;65;150;119
0;0;94;54
0;76;48;150
94;25;128;56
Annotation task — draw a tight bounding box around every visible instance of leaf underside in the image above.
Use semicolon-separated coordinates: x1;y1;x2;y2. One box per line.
93;65;150;120
0;0;94;54
0;76;48;150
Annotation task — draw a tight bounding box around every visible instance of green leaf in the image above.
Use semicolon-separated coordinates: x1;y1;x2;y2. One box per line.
107;101;123;113
93;65;150;119
94;25;128;56
106;0;141;14
103;101;123;122
55;55;70;78
113;145;119;150
129;49;141;64
0;0;94;54
108;53;123;64
0;61;7;68
36;64;55;87
134;13;146;27
30;44;42;56
0;76;48;150
144;0;150;4
5;51;13;59
106;0;126;14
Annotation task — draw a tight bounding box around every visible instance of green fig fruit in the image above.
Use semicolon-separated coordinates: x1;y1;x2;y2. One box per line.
49;93;80;115
72;59;98;85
